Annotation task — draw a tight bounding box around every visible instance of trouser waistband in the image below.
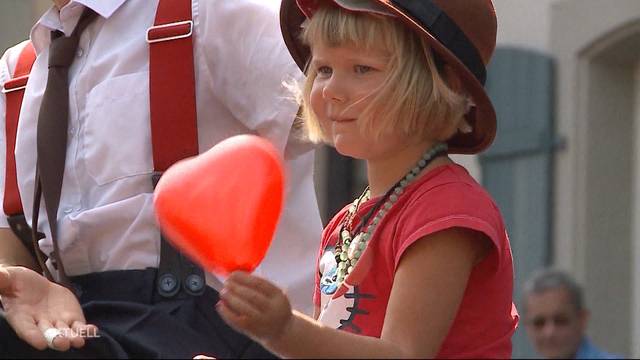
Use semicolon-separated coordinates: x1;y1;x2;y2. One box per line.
69;268;213;304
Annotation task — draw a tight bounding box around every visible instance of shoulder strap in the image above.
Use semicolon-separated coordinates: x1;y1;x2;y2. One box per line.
147;0;199;176
3;42;35;217
147;0;204;298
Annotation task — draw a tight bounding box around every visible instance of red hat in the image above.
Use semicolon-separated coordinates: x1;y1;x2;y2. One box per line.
280;0;498;154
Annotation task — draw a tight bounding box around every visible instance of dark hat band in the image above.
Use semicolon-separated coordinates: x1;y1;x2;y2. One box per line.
391;0;487;85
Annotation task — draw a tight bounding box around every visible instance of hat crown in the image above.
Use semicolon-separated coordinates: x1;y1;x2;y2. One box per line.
429;0;497;66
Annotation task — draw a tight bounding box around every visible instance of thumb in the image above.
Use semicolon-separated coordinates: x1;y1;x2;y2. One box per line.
0;266;14;294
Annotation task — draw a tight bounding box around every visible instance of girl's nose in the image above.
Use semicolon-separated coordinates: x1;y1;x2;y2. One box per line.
322;76;346;103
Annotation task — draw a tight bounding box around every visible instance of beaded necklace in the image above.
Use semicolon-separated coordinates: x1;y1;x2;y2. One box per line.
334;143;448;284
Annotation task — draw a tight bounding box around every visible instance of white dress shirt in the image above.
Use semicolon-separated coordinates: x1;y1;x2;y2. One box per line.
0;0;322;313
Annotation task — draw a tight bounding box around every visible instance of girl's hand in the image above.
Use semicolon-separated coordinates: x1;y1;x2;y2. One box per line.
216;271;293;347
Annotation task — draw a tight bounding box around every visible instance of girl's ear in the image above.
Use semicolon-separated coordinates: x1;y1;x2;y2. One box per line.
442;64;474;134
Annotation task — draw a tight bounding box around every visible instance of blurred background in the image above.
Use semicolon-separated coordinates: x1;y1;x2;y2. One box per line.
2;0;639;357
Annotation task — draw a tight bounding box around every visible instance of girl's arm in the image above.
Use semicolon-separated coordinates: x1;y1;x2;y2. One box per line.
217;227;490;358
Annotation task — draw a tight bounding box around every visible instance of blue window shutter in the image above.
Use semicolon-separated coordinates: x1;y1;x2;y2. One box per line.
480;47;558;358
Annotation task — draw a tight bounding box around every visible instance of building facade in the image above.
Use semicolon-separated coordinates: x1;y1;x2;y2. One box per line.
493;0;640;357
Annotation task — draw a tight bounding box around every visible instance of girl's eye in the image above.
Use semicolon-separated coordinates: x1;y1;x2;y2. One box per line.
354;65;373;74
317;66;332;76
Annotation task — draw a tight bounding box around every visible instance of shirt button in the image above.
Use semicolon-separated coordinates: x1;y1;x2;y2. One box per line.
63;207;73;214
158;274;179;296
77;48;84;57
185;274;205;294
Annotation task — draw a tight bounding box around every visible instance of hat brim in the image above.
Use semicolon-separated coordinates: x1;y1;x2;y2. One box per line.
280;0;496;154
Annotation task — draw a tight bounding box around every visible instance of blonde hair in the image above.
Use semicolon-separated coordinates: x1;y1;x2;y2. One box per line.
299;5;470;144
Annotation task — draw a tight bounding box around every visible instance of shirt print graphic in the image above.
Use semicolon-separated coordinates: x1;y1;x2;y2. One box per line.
318;244;375;333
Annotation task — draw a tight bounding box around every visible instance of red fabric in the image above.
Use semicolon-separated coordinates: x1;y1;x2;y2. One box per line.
314;163;518;358
3;42;35;215
149;0;199;171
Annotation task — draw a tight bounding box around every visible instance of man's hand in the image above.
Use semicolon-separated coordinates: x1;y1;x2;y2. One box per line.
0;266;97;351
216;271;294;348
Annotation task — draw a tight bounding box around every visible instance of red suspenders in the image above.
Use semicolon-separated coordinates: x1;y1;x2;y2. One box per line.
146;0;204;297
147;0;199;174
2;0;203;296
2;43;38;249
3;42;35;218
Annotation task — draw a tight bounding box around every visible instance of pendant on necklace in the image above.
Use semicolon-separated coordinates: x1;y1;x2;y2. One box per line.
348;232;363;260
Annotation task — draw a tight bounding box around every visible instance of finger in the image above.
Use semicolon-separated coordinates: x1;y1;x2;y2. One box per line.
72;321;99;349
58;310;87;326
57;320;85;349
71;320;99;340
216;300;250;332
219;288;261;319
37;318;70;351
227;272;279;297
0;266;13;294
223;281;269;311
6;313;47;351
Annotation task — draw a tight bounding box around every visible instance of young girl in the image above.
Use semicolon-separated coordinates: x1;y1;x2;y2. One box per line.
213;0;518;358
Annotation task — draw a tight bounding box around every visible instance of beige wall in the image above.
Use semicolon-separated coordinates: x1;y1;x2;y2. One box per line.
633;59;640;358
493;0;556;53
0;1;49;54
551;0;640;356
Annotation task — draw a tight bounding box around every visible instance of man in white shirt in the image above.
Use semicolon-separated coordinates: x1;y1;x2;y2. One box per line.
0;0;322;357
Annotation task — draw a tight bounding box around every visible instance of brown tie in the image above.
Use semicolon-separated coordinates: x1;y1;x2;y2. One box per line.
32;8;98;284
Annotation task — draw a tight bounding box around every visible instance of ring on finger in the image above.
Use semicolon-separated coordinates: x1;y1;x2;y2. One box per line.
43;327;64;349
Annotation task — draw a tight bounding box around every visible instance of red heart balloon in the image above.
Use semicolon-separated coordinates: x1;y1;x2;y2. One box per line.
153;134;285;276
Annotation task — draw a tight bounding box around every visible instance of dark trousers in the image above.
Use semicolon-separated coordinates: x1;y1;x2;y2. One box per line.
0;268;276;359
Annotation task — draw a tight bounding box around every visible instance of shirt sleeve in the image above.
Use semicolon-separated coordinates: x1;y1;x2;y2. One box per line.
196;0;304;154
393;181;506;272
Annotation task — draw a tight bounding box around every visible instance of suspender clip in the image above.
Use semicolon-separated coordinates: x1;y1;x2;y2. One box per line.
146;20;193;44
2;75;29;94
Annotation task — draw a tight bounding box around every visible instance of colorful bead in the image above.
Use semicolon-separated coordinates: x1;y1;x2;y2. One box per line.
333;143;446;287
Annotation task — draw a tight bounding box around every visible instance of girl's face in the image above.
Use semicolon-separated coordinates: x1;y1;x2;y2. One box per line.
310;42;406;160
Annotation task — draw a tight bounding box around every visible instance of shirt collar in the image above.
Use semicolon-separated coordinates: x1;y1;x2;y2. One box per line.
29;0;127;54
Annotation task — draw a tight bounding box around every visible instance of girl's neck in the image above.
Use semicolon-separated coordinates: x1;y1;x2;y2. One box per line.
366;141;451;198
53;0;71;10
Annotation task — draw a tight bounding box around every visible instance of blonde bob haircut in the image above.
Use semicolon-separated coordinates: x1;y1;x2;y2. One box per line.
299;4;471;144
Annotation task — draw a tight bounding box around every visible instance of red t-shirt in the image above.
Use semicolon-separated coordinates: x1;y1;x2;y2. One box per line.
314;163;519;358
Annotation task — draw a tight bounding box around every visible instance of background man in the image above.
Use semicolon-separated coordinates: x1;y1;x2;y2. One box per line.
523;269;622;359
